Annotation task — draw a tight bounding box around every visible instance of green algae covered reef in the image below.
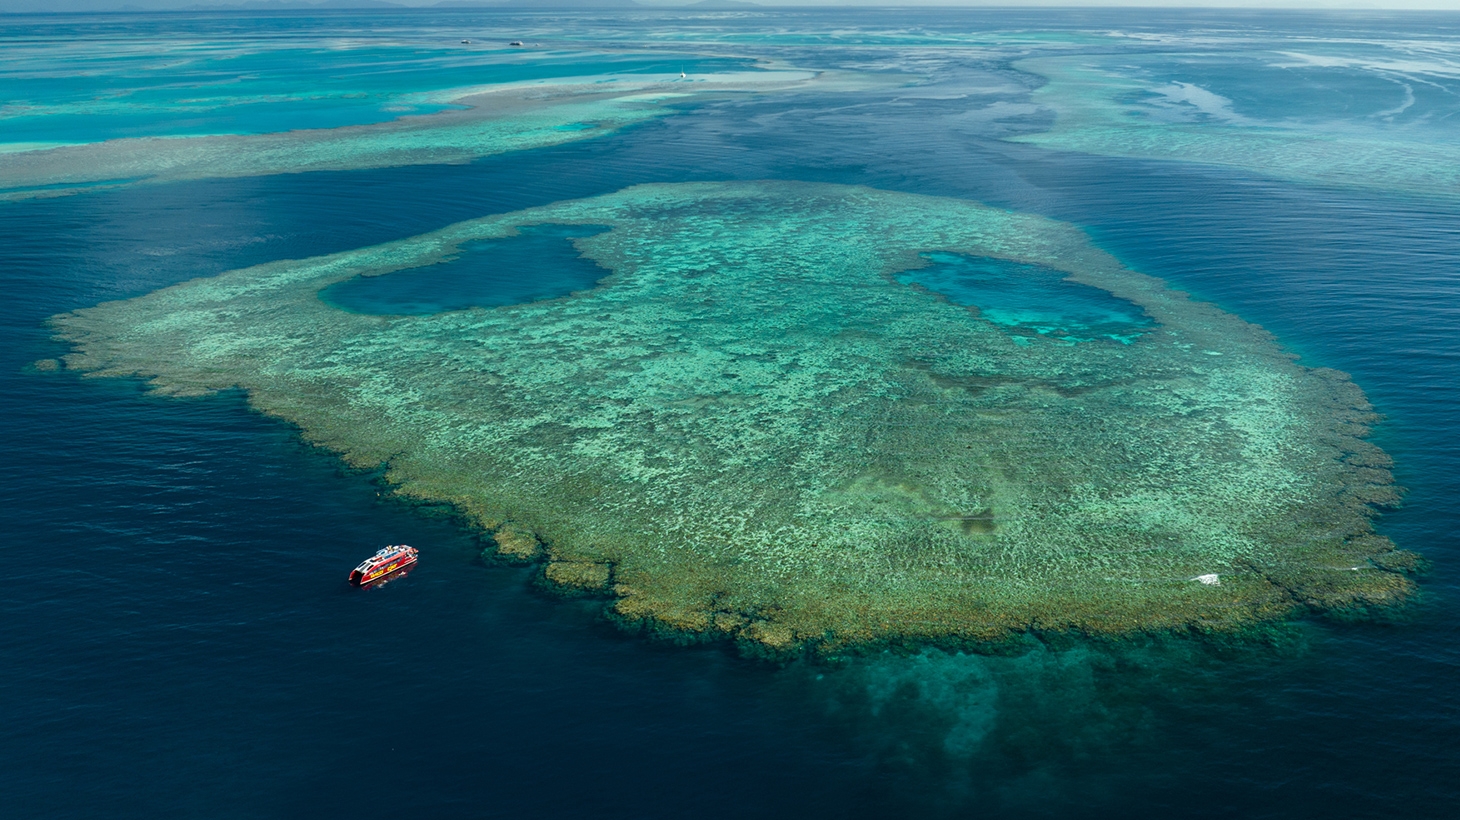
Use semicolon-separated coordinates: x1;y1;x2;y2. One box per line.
54;182;1418;655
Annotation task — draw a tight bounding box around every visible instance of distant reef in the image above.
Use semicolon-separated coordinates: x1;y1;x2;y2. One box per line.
4;0;763;12
1;64;847;201
54;182;1420;658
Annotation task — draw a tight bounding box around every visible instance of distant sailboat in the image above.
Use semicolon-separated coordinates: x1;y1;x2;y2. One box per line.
679;68;687;79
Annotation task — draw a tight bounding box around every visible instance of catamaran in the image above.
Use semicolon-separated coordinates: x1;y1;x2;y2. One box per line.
349;545;419;586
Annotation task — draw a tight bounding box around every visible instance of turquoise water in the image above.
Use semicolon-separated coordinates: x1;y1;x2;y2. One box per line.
897;252;1154;343
322;223;610;315
0;35;750;145
3;8;1459;819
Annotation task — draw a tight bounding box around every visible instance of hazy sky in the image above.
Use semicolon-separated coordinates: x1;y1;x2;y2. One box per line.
4;0;1460;13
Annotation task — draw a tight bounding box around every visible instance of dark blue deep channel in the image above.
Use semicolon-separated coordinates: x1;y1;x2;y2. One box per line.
3;9;1458;820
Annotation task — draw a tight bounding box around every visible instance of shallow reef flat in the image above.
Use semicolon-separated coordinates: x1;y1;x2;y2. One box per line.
0;86;649;200
54;181;1418;656
0;67;846;201
1012;56;1460;201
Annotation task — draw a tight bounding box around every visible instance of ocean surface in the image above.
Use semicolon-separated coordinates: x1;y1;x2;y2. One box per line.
3;8;1458;818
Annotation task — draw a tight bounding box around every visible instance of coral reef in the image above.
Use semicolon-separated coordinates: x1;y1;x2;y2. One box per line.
0;66;865;200
54;181;1416;655
1011;56;1460;200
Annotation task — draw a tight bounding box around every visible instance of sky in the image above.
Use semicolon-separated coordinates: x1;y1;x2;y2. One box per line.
4;0;1460;12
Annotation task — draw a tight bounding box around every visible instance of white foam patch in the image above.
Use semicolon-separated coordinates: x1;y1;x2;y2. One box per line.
1150;82;1253;125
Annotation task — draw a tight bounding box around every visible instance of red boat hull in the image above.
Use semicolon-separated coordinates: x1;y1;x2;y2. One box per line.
356;564;413;589
348;547;418;586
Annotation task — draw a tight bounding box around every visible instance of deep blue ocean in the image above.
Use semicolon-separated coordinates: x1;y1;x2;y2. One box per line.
3;9;1458;818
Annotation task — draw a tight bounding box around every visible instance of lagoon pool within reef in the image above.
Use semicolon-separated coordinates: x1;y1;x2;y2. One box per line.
54;181;1415;655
